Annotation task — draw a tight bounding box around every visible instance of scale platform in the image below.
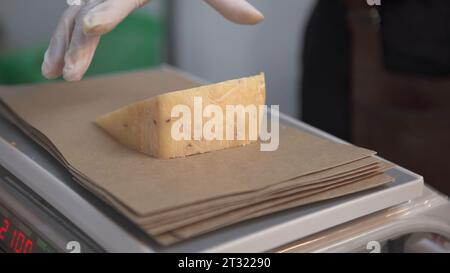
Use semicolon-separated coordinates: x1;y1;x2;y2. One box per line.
0;108;423;253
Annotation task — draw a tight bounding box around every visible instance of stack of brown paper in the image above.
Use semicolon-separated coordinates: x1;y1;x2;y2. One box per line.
0;68;394;246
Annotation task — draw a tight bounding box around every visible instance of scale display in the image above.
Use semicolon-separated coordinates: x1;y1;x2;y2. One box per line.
0;204;55;253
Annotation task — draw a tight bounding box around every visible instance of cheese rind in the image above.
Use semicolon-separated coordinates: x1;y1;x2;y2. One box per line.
95;74;266;159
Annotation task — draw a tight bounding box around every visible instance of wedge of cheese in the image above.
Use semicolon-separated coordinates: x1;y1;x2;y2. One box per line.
95;74;266;159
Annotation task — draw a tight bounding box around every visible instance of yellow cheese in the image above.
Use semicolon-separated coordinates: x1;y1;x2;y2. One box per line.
95;73;266;159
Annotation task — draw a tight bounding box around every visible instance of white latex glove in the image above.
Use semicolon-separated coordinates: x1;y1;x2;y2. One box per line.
42;0;264;81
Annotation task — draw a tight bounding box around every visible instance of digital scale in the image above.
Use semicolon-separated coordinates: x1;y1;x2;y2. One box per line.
0;99;424;253
0;166;99;253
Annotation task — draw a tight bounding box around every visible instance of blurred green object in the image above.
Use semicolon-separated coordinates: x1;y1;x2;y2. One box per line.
0;12;165;85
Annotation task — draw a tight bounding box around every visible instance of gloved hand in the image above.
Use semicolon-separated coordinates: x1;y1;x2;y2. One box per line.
42;0;264;81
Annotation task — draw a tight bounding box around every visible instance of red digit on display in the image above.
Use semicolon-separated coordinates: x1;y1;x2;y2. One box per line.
0;218;10;240
14;231;25;253
24;240;33;253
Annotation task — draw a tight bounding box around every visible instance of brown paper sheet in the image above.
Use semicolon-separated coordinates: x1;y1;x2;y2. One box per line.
0;68;377;215
156;174;393;245
137;157;383;224
146;171;385;234
138;162;386;228
0;67;395;246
